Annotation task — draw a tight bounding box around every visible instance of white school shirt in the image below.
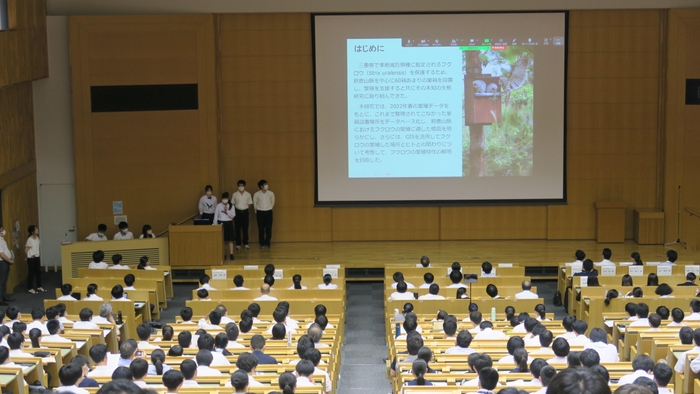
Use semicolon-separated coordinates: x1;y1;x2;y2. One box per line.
567;335;591;346
253;190;275;211
55;386;89;394
182;380;200;387
419;283;432;289
446;283;468;289
584;341;620;362
514;290;539;299
27;321;49;335
689;355;700;373
113;231;134;240
25;237;40;258
418;294;445;300
474;328;508;340
43;334;71;343
85;294;103;301
288;285;308;290
57;295;77;301
660;261;676;266
124;286;137;291
195;365;222;376
108;264;130;270
233;191;253;210
629;318;650;327
88;261;109;269
445;346;476;355
388;292;415;301
595;259;615;266
547;356;568;364
618;370;654;385
317;283;338;290
391;282;415;289
213;202;235;224
254;294;278;301
210;350;230;365
199;195;217;215
675;346;700;373
73;321;100;330
85;232;108;241
230;286;249;290
88;365;117;377
685;313;700;321
197;284;216;290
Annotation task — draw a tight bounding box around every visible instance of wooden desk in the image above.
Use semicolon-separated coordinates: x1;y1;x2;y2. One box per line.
169;225;223;267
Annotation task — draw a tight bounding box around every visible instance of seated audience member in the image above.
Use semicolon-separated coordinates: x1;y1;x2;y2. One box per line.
57;284;77;301
295;360;318;387
87;344;115;377
123;274;137;290
622;274;634;286
515;281;538;299
85;224;108;242
161;325;174;341
456;287;469;299
445;330;475;354
199;310;223;330
475;321;508;340
419;284;444;300
85;283;103;301
573;259;598;277
629;303;651;326
136;323;160;349
625;302;638;319
238;318;253;334
632;378;659;394
442;316;458;340
198;333;230;365
216;304;235;324
195;349;223;376
390;331;423;377
685;299;700;321
584;327;619;362
679;326;694;345
318;274;338;289
197;274;216;290
567;351;581;367
43;320;70;343
118;339;138;367
388;281;415;301
278;372;297;394
654;363;673;394
419;273;434;289
647;313;662;331
568;319;591;346
391;272;415;289
530;330;554;356
140;225;155;239
26;307;48;335
522;318;541;345
92;303;116;325
250;334;278;365
532;365;557;394
534;304;550;321
663;249;678;265
179;307;196;325
149;349;171;376
619;355;655;384
303;348;331;393
669;308;686;326
74;308;99;329
231;275;248;290
648;273;659;286
510;348;530;373
630;251;644;265
499;336;527;365
70;355;98;388
656;306;670;320
580;348;600;368
596;248;614;266
406;359;433;386
486;284;502;299
138;256;156;270
111;367;133;381
306;304;334;329
263;275;275;288
679;272;697;286
566;250;586;270
682;329;700;373
470;367;499;394
512;312;530;333
108;254;129;270
230;370;250;393
289;274;307;290
54;304;71;325
180;359;199;387
130;358;149;388
656;284;674;298
419;256;431;268
225;323;245;348
461;353;493;386
254;284;277;301
481;261;495;277
113;221;134;240
162;370;184;393
271;323;286;340
55;363;89;394
7;332;32;357
168;345;183;357
548;337;570;363
446;270;467;288
235;352;263;386
555;317;576;342
464;311;483;332
546;367;610;394
110;285;129;301
88;250;108;269
508;358;547;386
308;324;327;348
248;303;267;324
266;307;297;335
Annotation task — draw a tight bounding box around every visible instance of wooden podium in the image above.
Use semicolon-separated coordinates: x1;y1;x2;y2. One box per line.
595;201;627;243
168;225;223;267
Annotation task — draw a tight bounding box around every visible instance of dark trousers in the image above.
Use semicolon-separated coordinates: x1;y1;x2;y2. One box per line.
27;256;42;290
0;261;10;299
256;210;273;247
234;209;250;245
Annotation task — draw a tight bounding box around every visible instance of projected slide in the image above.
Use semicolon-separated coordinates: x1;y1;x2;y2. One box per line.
315;13;566;205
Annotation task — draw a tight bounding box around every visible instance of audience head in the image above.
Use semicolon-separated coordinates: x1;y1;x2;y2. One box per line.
667;249;678;263
580;348;600;367
420;256;430;267
656;306;670;320
647;273;659;286
631;252;643;265
129;358;148;380
636;303;650;318
567;351;581;367
411;359;428;385
583;259;594;272
162;370;184;392
575;250;586;261
605;289;619;306
655;284;673;297
486;284;499;298
482;261;492;274
278;372;296;394
672;307;685;323
653;363;673;387
59;363;84;387
111;366;133;381
449;270;462;284
230;370;249;391
478;367;499;391
632;354;654;373
622;274;633;286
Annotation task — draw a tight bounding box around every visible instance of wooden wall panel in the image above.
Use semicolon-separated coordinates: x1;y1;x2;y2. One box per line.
665;10;700;249
70;15;219;239
441;206;547;240
0;0;47;88
332;207;440;241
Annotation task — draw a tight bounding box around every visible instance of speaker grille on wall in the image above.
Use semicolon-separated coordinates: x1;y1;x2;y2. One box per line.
686;79;700;105
91;84;199;112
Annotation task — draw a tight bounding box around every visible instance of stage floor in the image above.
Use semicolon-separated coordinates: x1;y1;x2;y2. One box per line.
218;240;697;269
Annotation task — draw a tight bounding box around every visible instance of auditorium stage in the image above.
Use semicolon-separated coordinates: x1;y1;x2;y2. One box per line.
216;239;698;272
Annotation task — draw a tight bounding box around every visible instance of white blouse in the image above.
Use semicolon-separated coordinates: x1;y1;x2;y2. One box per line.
25;237;40;258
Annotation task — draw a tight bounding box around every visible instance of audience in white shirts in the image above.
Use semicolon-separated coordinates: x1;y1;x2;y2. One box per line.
391;272;415;289
26;307;49;335
446;270;467;289
195;349;223;376
113;221;134;240
474;321;508;340
418;284;445;300
662;249;679;266
654;363;674;394
515;280;539;299
547;338;570;364
595;248;615;267
196;274;216;291
584;328;619;362
567;320;591;346
445;330;476;355
108;254;130;270
179;359;200;387
54;363;90;394
7;332;33;357
136;323;161;350
162;369;185;393
57;283;78;301
628;303;651;327
73;308;100;330
88;250;109;269
87;344;116;377
685;300;700;321
88;303;114;325
253;284;277;301
230;275;249;290
388;281;416;301
43;320;71;343
137;256;157;270
288;274;307;290
618;355;655;385
419;273;434;289
481;261;496;277
84;224;108;242
84;283;103;301
317;274;338;290
531;365;557;394
675;327;700;374
130;358;150;388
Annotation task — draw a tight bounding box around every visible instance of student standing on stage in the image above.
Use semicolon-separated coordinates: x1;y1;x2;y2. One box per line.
199;185;217;224
233;180;253;251
25;225;45;294
214;192;236;261
253;180;275;249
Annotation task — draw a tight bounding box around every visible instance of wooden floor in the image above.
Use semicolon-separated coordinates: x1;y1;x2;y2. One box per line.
220;240;699;269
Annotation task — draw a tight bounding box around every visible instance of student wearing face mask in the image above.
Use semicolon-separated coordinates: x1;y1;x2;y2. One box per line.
85;224;108;241
0;226;15;306
254;180;275;249
232;180;253;251
199;185;217;224
139;225;155;239
113;222;134;240
214;192;236;261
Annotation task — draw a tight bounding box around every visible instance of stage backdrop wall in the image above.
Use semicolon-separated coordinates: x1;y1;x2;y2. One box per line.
71;10;668;242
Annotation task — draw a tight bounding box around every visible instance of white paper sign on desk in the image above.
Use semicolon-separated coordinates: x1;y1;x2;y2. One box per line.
601;266;616;276
580;276;588;287
628;266;644;276
212;269;227;280
323;268;338;279
498;263;513;267
243;265;258;270
657;266;673;276
273;269;284;279
686;265;700;276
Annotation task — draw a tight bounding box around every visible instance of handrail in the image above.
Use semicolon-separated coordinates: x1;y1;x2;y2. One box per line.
686;208;700;219
156;213;199;237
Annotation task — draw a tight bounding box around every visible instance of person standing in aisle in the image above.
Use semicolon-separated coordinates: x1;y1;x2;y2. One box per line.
253;180;275;249
25;225;45;294
199;185;217;224
232;180;253;251
0;226;15;305
214;192;235;261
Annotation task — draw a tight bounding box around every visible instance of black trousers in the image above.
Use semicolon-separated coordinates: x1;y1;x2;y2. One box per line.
256;210;273;247
234;209;250;245
27;256;42;290
0;261;10;298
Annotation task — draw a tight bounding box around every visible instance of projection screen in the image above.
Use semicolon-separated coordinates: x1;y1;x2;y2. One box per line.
313;12;568;206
